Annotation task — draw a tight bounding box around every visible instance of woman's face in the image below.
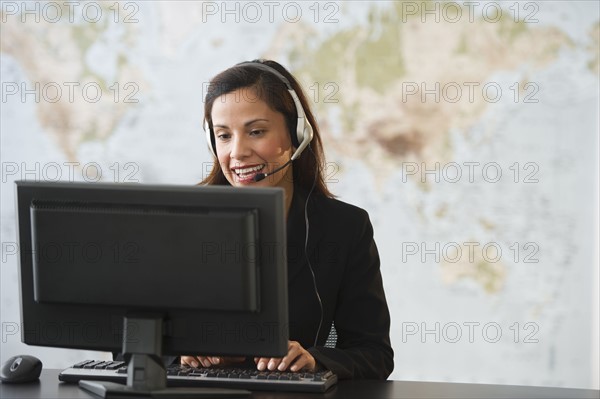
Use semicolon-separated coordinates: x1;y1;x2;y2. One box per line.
211;87;294;193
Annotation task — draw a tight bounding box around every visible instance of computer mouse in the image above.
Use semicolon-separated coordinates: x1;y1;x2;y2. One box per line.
0;355;42;383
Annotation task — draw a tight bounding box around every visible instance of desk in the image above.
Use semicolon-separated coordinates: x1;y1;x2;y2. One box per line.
1;370;599;399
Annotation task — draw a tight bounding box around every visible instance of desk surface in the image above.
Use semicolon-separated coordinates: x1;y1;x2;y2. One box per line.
1;370;599;399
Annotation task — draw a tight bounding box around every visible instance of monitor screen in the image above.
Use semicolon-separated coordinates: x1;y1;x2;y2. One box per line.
16;181;289;361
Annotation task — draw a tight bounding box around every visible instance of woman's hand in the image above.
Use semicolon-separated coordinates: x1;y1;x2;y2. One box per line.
254;341;316;372
180;356;245;368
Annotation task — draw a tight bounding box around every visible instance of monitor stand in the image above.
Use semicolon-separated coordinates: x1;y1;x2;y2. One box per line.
78;315;250;399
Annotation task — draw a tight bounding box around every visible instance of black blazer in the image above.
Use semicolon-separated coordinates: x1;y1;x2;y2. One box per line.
286;186;394;380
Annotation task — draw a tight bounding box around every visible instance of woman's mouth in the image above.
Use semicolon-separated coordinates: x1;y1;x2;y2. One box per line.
232;164;265;182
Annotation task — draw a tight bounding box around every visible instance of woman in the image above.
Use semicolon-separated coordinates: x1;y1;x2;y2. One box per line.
182;59;393;380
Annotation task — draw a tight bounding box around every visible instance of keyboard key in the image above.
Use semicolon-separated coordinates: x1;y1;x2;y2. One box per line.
105;362;125;370
83;361;104;369
73;360;93;369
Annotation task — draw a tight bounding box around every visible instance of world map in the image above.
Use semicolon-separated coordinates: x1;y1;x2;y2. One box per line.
1;0;598;388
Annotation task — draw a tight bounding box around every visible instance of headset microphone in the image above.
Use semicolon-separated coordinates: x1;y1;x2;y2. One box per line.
253;159;292;182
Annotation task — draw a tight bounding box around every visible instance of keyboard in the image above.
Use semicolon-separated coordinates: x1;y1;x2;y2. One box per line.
59;360;338;393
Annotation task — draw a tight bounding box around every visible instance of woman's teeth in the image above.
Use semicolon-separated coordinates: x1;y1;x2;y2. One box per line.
235;164;264;178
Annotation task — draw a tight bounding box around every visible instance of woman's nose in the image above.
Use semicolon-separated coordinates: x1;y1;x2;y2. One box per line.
229;135;251;160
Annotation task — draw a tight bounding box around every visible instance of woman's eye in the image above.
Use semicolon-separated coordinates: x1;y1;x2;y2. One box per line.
216;133;230;140
250;130;264;136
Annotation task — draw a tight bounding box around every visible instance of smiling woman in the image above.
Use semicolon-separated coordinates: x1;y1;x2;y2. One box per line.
188;59;394;380
211;86;295;206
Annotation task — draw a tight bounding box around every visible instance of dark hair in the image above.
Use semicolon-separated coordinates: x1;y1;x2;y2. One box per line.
200;59;334;198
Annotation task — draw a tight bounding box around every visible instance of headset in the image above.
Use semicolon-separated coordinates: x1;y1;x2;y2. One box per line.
203;61;314;169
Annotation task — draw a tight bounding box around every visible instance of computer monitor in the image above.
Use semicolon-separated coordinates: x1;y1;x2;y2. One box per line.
15;181;289;397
